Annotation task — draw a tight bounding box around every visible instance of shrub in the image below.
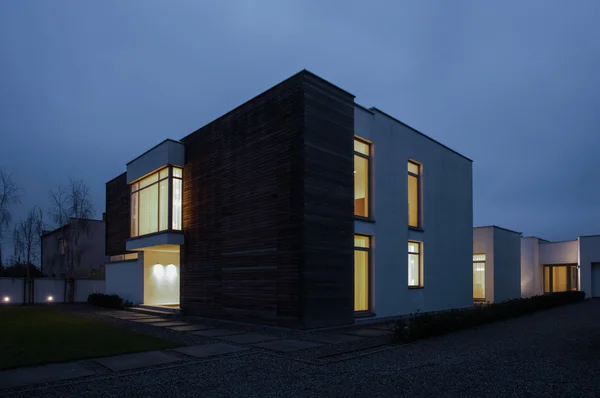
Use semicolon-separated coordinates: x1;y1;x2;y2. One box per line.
392;291;585;343
87;293;127;309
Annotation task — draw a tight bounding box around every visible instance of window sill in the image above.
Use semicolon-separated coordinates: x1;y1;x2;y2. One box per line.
354;311;376;318
355;216;375;223
408;226;424;232
408;286;424;290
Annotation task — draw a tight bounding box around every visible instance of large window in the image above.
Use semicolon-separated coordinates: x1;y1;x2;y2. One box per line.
408;241;422;287
354;138;370;218
354;235;370;312
544;265;578;293
408;161;420;228
473;254;486;301
130;166;183;238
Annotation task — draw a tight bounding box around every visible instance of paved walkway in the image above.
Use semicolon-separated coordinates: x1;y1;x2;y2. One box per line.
0;309;391;391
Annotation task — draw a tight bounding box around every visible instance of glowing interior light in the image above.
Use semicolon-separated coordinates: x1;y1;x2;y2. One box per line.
2;297;10;303
47;296;54;302
153;264;165;279
165;264;178;281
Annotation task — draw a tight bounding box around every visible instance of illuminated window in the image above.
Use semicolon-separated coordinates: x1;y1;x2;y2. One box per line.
408;241;422;287
354;235;370;312
130;166;183;238
408;161;420;228
354;138;370;218
110;253;139;262
544;265;577;293
473;254;486;301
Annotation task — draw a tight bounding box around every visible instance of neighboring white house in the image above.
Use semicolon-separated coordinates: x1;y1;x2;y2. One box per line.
521;235;600;298
472;226;522;303
354;105;473;319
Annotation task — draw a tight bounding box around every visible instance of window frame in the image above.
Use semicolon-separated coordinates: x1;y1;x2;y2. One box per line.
543;264;578;293
408;160;422;230
473;253;486;301
354;137;372;221
354;233;373;315
408;240;423;288
130;165;183;238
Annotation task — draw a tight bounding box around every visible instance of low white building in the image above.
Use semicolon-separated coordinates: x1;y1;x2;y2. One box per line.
472;226;522;303
521;235;600;298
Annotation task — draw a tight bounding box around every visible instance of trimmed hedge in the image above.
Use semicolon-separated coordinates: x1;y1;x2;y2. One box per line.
392;291;585;343
87;293;131;309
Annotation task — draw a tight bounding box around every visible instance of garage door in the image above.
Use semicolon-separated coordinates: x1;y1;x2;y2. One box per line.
592;263;600;297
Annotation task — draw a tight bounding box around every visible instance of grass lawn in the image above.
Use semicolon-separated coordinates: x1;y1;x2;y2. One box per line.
0;306;180;370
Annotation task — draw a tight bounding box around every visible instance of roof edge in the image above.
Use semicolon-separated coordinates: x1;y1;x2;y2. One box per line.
368;107;473;162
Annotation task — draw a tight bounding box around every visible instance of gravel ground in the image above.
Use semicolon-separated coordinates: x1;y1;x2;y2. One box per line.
6;300;600;397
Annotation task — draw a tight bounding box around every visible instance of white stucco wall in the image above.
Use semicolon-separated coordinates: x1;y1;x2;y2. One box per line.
74;280;105;302
0;278;25;304
578;236;600;297
473;227;494;302
127;139;184;183
521;237;542;297
105;254;144;304
34;279;66;303
492;228;522;302
354;106;473;318
539;240;579;265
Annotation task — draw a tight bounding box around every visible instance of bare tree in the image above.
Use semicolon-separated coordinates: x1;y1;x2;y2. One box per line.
48;179;96;297
0;169;21;269
13;206;44;272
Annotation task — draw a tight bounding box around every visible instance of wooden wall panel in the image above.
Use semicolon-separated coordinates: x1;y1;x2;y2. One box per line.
105;173;131;256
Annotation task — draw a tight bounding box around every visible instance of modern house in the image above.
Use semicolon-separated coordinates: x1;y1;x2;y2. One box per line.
104;70;473;328
41;218;107;279
521;235;600;298
472;226;522;303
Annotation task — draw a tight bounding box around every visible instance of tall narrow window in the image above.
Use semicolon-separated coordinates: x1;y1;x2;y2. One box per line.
172;167;183;230
354;138;370;218
130;166;183;238
408;241;422;287
354;235;370;312
408;161;420;228
473;254;486;301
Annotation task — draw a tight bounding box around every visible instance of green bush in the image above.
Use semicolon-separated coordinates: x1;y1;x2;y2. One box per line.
392;291;585;343
87;293;128;309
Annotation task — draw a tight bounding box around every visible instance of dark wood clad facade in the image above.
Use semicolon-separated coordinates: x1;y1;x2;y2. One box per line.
180;71;355;328
105;172;130;256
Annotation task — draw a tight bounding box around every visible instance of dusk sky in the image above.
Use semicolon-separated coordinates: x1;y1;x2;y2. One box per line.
1;0;599;249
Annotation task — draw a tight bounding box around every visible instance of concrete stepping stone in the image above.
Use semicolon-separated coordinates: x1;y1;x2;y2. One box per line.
306;333;363;344
190;329;242;337
95;351;180;372
168;324;213;332
148;321;189;327
131;317;167;323
0;362;95;391
342;328;390;337
174;343;248;358
218;333;279;344
252;339;322;352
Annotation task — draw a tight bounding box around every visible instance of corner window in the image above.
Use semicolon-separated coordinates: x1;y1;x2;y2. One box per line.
473;254;486;301
130;166;183;238
408;161;420;228
408;241;422;287
354;138;370;218
354;235;371;312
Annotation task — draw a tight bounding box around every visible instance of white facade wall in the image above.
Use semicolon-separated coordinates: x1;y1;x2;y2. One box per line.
473;227;494;302
74;280;105;302
539;240;578;265
578;236;600;297
34;279;65;303
0;278;25;304
0;278;105;304
354;106;473;318
143;251;180;305
521;237;542;297
105;254;144;304
493;228;522;302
